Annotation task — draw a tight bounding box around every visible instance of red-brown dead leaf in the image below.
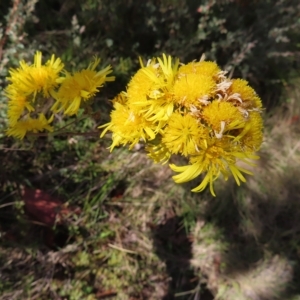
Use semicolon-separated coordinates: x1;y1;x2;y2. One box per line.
22;188;81;227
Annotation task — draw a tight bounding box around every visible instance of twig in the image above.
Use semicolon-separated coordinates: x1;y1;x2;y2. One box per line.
174;286;200;298
108;243;137;254
53;113;90;133
0;0;21;61
0;202;16;209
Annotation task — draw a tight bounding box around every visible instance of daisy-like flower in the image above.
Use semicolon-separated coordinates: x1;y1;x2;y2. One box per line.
128;54;179;122
101;53;264;196
228;79;262;109
51;58;114;116
5;87;34;126
100;102;157;151
5;51;63;137
201;101;246;138
234;111;263;151
6;113;53;139
173;73;217;108
162;112;209;156
127;63;157;103
170;138;255;196
177;61;221;78
7;51;64;99
173;61;222;109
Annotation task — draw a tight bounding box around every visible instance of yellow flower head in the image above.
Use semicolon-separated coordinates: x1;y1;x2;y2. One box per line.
201;100;246;137
145;54;179;91
170;138;254;196
235;111;263;151
162;112;209;156
7;51;64;99
127;54;179;122
5;51;64;131
127;64;157;103
173;73;216;108
6;87;34;126
100;102;157;151
177;61;221;78
6;113;53;139
229;79;262;109
52;58;114;116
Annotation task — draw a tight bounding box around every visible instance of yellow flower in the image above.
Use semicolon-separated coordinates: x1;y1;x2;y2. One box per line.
128;54;179;122
229;79;262;109
170;138;254;196
142;54;179;91
177;61;221;78
100;102;157;151
234;111;263;151
173;73;216;108
162;112;209;156
201;100;246;138
6;51;64;99
6;113;53;139
6;87;34;126
4;51;64;132
127;64;157;103
171;59;221;109
52;58;114;116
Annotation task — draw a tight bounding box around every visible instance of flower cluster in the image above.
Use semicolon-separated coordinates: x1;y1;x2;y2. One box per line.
100;54;263;196
6;51;114;139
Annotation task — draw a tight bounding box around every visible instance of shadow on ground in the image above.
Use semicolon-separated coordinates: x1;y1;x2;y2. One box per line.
190;163;300;299
151;215;214;300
